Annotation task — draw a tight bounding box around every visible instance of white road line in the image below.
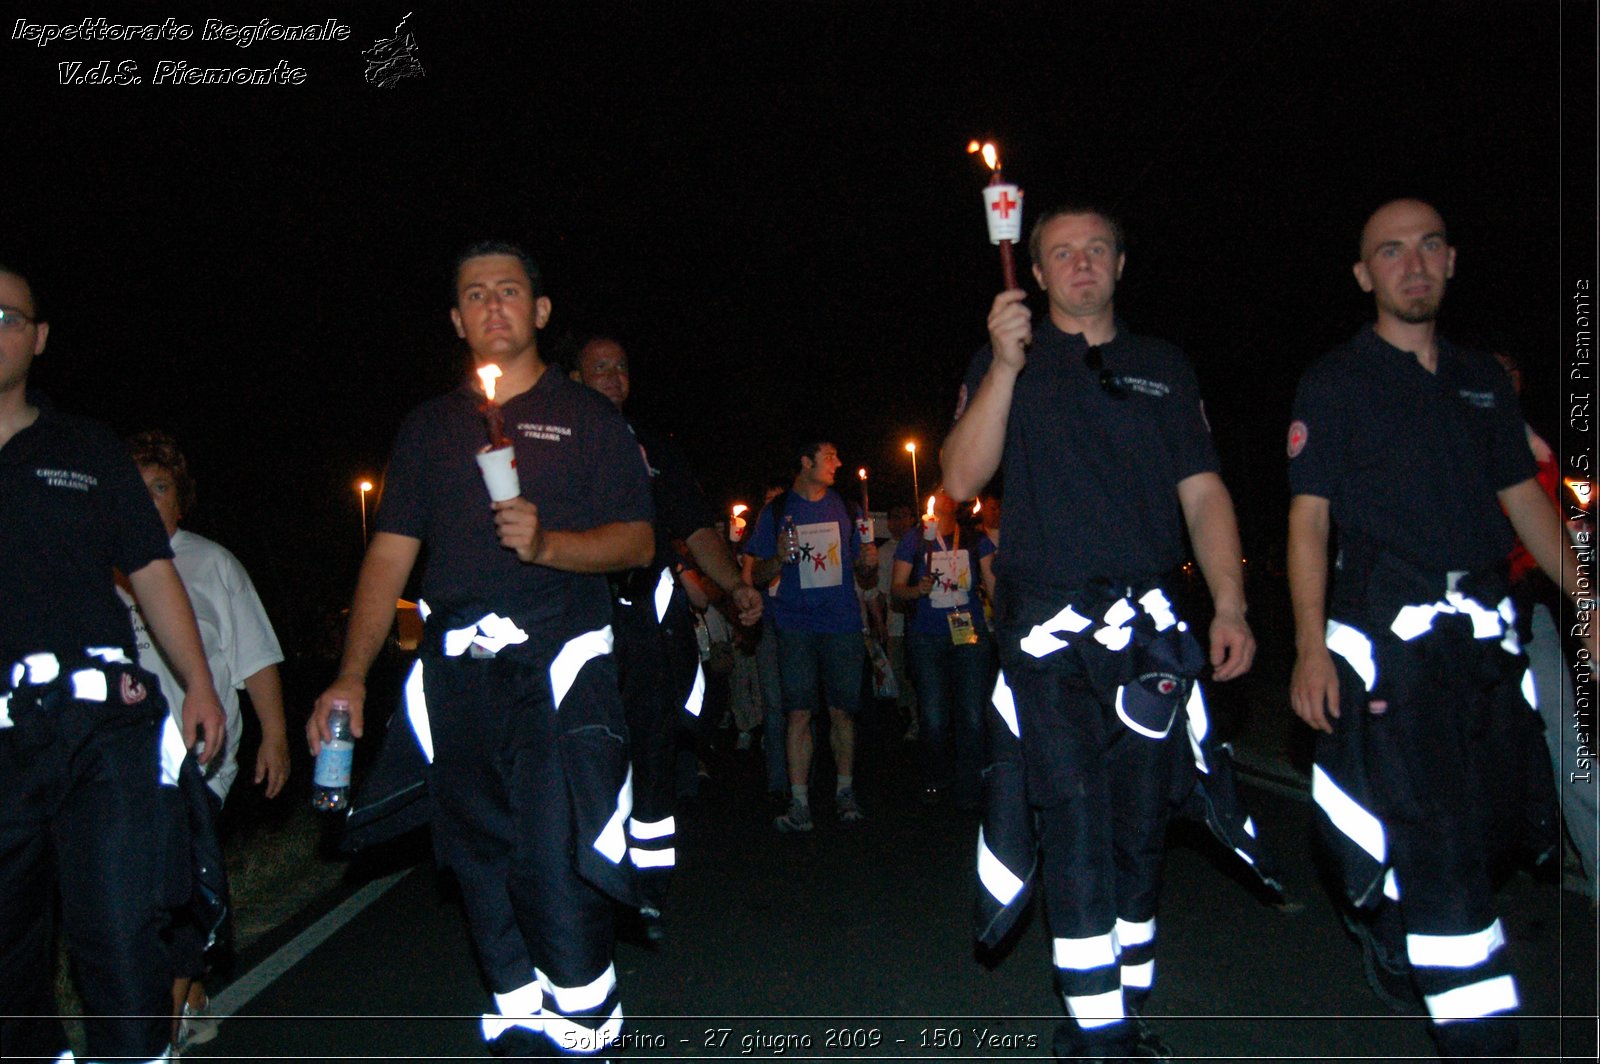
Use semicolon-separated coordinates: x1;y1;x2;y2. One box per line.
210;868;412;1020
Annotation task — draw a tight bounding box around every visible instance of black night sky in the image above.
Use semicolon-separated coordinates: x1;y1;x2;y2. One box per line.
7;2;1596;649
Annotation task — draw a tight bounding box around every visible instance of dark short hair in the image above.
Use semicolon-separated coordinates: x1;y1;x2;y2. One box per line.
1028;203;1126;264
791;435;834;473
0;261;42;321
451;240;543;304
886;503;915;519
127;430;197;516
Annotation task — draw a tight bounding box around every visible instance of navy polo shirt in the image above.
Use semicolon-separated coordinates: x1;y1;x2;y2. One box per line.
376;368;654;635
0;394;173;664
629;419;719;572
957;318;1220;597
1288;326;1535;573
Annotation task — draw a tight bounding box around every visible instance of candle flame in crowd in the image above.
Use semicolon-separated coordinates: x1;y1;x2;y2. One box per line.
925;495;937;518
477;364;503;403
732;503;748;517
858;467;868;480
967;140;1000;172
1566;478;1594;510
972;497;982;515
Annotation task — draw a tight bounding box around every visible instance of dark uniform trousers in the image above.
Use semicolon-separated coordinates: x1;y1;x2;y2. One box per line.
422;649;625;1057
993;582;1199;1054
1315;558;1554;1060
611;569;702;910
1;657;178;1064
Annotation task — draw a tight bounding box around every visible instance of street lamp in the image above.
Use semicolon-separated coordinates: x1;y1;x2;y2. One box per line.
357;479;374;545
903;440;920;508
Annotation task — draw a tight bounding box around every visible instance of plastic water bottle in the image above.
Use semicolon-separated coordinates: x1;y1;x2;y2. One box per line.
312;700;354;812
694;613;713;662
781;514;801;564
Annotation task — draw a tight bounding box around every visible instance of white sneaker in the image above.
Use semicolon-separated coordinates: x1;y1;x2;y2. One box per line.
177;998;219;1050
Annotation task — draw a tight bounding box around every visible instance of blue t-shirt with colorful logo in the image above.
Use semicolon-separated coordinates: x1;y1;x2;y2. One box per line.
746;489;863;634
894;526;994;636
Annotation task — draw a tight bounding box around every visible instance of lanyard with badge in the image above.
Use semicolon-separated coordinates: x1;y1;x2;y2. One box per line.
929;527;979;646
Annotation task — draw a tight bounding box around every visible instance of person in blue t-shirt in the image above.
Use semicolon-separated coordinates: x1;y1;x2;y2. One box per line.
891;489;994;809
744;438;879;832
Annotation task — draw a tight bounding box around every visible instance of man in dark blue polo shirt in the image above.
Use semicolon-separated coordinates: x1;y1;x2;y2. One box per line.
1;262;225;1063
1288;199;1592;1060
310;243;653;1058
943;205;1255;1062
576;336;762;938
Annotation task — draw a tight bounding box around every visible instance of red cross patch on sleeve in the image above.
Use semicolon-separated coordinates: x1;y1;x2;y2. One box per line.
1287;420;1309;459
119;672;147;705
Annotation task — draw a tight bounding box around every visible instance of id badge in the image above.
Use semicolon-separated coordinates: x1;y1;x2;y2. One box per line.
946;610;979;646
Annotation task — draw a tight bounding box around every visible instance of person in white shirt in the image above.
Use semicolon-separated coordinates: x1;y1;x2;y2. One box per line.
119;430;287;1050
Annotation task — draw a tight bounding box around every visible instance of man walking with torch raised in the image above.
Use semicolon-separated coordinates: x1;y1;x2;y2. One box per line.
310;241;653;1058
943;201;1262;1060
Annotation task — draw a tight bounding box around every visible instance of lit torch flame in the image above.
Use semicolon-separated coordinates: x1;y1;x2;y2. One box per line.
967;140;1000;173
476;364;503;403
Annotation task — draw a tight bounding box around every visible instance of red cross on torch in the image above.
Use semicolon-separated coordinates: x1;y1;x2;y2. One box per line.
969;140;1023;290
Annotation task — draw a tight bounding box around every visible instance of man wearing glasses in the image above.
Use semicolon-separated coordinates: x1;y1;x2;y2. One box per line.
943;206;1254;1061
1;263;226;1062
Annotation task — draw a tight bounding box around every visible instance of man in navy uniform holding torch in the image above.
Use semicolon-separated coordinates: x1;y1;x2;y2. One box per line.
311;242;653;1058
943;205;1256;1061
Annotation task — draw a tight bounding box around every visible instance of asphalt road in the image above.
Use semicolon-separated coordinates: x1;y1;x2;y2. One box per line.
197;729;1597;1062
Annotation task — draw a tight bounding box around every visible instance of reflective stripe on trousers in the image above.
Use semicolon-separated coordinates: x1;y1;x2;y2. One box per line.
481;965;623;1055
1054;916;1156;1027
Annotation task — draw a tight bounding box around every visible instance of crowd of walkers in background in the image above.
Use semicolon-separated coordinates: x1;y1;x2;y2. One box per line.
5;194;1596;1064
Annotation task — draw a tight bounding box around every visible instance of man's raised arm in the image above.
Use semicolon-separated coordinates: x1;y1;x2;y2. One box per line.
941;289;1030;501
492;498;652;573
